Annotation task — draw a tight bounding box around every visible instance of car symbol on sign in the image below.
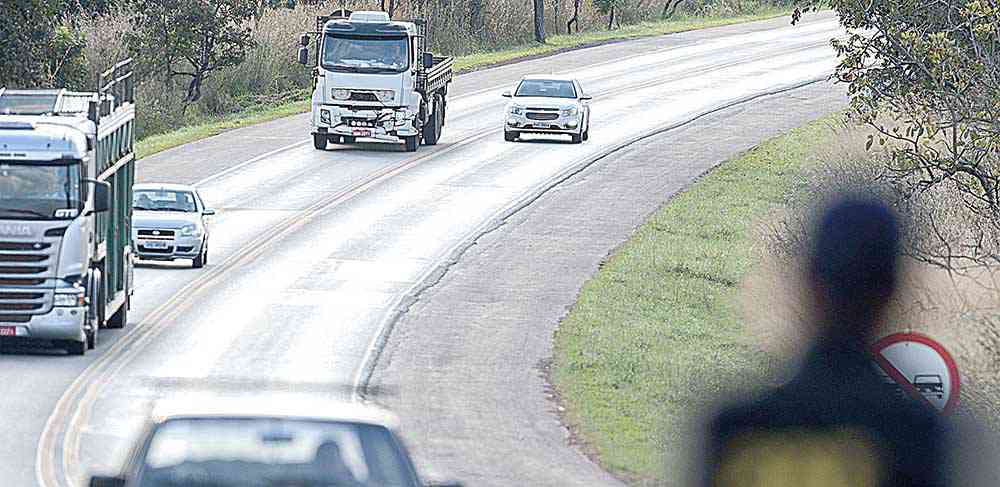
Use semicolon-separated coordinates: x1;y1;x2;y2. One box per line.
913;374;944;399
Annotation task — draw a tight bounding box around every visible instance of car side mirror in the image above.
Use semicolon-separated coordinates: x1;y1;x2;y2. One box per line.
86;180;111;214
203;208;216;216
89;475;126;487
422;52;434;69
298;46;309;66
580;95;593;101
299;33;310;47
501;91;511;98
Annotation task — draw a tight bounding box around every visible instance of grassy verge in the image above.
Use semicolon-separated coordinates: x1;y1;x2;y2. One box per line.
135;9;790;159
551;116;839;483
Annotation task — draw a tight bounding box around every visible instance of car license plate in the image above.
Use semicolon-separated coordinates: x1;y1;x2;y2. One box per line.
144;241;168;249
352;128;373;137
0;326;16;337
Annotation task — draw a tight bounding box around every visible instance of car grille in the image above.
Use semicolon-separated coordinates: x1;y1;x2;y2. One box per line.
349;92;379;102
0;240;56;318
138;246;173;254
137;229;175;239
526;112;559;121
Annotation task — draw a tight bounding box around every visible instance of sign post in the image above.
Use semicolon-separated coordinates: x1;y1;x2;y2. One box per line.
870;332;960;414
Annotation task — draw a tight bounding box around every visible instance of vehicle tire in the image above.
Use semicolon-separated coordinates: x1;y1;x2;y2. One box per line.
582;127;589;141
422;96;442;146
106;295;128;329
66;340;86;356
571;133;583;144
193;242;207;269
87;323;97;350
312;134;327;150
404;135;419;152
504;130;517;142
342;136;356;144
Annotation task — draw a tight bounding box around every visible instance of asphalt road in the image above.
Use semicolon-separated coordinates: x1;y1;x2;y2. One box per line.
0;12;842;487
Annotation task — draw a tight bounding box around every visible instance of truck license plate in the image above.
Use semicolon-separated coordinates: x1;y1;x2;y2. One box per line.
0;326;16;337
144;241;168;249
352;128;373;137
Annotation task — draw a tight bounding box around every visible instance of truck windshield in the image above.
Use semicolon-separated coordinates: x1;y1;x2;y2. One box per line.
322;35;409;73
0;161;82;220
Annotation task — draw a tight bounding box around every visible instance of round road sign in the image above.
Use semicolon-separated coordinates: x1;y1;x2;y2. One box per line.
871;332;960;414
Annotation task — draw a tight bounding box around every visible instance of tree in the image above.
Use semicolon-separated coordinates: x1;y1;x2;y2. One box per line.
661;0;685;18
567;0;582;33
131;0;256;103
794;0;1000;270
594;0;623;29
533;0;546;43
0;0;87;89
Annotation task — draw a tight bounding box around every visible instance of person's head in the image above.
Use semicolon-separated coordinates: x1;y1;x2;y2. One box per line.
809;195;901;338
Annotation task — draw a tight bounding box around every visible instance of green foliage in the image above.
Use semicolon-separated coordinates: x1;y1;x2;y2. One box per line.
805;0;1000;268
130;0;257;103
0;0;87;89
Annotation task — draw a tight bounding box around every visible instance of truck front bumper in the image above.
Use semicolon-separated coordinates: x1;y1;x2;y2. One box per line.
1;307;87;343
313;105;419;140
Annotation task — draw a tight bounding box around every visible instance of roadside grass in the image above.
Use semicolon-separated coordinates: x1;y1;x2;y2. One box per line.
552;116;840;483
134;9;791;160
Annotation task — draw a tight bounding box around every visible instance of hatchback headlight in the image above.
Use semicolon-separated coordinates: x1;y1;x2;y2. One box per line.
180;224;202;237
562;106;579;117
509;104;524;116
332;89;350;100
54;289;86;307
374;90;395;102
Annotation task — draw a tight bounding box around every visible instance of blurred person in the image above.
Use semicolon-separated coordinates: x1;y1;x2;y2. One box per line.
698;196;955;487
312;439;357;482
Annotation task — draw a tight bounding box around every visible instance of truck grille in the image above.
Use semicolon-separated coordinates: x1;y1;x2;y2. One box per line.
349;92;378;102
0;242;51;251
0;239;57;318
0;315;31;323
526;112;559;121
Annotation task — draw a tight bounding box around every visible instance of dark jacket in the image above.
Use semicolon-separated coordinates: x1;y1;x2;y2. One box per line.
702;333;951;487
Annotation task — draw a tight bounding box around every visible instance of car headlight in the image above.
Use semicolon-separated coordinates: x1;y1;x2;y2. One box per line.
374;90;395;102
320;109;331;124
54;289;86;307
332;89;350;100
179;224;202;237
509;104;524;116
562;106;579;117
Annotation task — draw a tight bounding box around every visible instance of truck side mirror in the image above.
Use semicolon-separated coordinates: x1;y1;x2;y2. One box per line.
87;180;111;214
298;46;309;66
422;52;434;69
299;33;310;47
89;475;126;487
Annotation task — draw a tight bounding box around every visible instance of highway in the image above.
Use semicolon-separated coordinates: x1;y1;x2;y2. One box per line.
0;13;842;487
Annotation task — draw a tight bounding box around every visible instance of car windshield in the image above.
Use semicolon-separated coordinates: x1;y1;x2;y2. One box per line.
322;35;409;73
0;161;81;220
514;79;577;98
134;189;197;213
137;418;413;487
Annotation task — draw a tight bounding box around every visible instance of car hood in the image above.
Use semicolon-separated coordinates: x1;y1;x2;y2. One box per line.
510;97;579;109
133;211;200;229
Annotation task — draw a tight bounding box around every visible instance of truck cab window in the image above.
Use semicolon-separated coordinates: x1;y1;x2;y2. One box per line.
0;161;82;219
322;35;410;73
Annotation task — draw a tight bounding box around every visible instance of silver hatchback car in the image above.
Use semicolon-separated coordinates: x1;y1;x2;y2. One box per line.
132;184;214;268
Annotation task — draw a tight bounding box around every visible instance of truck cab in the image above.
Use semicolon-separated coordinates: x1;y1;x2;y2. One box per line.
299;10;453;152
0;62;136;355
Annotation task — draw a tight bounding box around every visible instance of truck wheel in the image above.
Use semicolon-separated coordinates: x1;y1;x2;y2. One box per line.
504;130;517;142
422;96;442;146
106;295;128;329
66;340;86;356
404;135;419;152
313;134;327;150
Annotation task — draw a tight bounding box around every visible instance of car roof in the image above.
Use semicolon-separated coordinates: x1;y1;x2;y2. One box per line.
134;183;198;192
520;74;577;82
149;395;401;431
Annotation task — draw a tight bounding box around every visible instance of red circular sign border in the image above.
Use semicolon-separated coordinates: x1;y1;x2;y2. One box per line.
871;332;961;415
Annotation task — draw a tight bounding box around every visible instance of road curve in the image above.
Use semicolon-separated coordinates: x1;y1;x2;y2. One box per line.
0;12;841;487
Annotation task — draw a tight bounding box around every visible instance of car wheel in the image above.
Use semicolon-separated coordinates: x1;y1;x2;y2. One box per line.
504;130;517;142
66;340;86;356
312;134;327;150
571;133;583;144
86;323;97;349
582;127;589;141
193;243;207;269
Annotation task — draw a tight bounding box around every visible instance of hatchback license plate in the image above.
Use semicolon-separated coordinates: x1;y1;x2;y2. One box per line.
0;326;16;337
352;128;373;137
144;241;168;249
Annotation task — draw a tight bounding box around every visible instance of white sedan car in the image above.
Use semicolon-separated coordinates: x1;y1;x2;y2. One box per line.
503;76;592;143
132;183;215;268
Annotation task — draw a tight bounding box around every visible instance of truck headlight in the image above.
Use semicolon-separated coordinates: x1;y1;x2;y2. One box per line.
509;104;524;116
394;110;408;121
375;90;395;102
561;106;579;117
54;290;86;307
179;224;202;237
332;89;350;100
320;109;331;124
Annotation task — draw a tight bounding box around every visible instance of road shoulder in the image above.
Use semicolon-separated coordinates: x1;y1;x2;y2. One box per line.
369;82;847;486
